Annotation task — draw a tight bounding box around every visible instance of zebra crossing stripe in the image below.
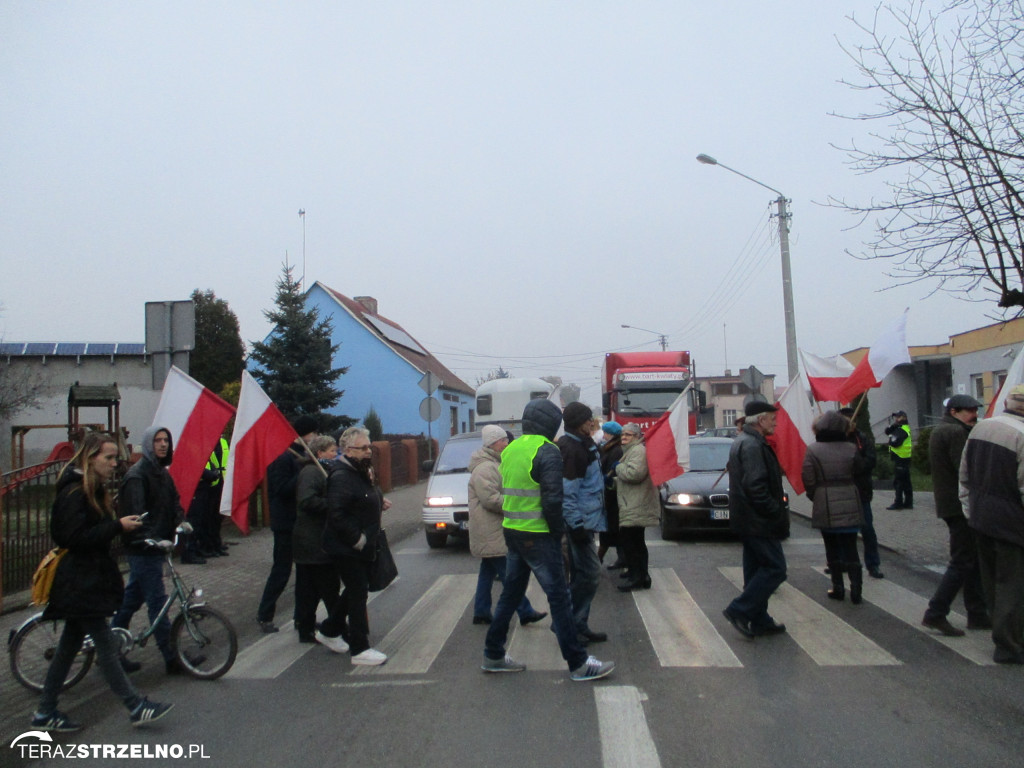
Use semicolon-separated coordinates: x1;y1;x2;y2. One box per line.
721;567;902;666
353;573;477;675
507;580;566;671
596;686;662;768
633;568;741;667
812;567;996;666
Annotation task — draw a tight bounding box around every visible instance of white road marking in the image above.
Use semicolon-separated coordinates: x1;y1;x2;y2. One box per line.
595;686;662;768
812;567;996;666
353;573;476;675
633;568;741;667
507;580;565;671
721;567;901;666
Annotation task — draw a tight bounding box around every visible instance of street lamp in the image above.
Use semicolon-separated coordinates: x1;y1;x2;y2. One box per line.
621;324;668;351
696;153;798;384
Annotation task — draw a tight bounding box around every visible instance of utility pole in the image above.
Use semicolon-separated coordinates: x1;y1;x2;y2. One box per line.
298;209;306;288
774;195;797;384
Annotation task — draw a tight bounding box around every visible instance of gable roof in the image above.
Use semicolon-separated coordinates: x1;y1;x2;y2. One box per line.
316;283;475;397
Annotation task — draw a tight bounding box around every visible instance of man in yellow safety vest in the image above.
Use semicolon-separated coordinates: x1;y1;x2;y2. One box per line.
481;398;614;682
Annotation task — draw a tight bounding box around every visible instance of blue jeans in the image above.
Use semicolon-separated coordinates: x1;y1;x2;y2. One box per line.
474;556;536;620
726;536;787;631
485;530;588;671
113;554;172;661
860;501;881;570
567;531;600;633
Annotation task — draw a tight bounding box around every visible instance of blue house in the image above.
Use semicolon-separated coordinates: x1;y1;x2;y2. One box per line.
301;283;475;449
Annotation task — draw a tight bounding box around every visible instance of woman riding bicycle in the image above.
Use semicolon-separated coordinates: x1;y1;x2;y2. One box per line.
32;432;173;732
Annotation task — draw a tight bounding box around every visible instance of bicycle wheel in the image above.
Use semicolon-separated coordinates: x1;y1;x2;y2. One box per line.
170;606;237;680
9;616;94;693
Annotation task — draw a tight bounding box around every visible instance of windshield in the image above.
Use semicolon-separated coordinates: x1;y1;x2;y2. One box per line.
688;442;731;472
433;438;481;474
616;388;685;416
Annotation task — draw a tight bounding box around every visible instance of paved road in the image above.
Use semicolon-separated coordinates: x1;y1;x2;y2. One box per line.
5;481;1015;768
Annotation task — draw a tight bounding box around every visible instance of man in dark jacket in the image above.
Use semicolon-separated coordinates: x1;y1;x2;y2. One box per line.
961;385;1024;664
557;402;607;645
922;395;988;637
482;399;614;682
112;425;186;673
840;406;883;578
256;414;318;633
723;401;789;638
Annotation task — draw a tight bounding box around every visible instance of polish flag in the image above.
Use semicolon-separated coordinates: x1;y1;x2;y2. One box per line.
773;376;816;495
645;389;691;486
151;366;235;507
836;310;911;404
800;349;855;403
987;345;1024;418
220;371;298;534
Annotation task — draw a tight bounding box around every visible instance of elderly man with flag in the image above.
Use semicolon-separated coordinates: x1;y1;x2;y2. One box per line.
722;400;790;639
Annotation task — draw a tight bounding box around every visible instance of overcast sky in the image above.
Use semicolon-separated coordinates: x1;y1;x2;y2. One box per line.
0;1;996;407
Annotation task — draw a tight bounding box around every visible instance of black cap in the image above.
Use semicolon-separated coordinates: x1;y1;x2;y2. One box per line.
562;401;593;431
947;394;982;410
292;414;318;437
744;401;779;417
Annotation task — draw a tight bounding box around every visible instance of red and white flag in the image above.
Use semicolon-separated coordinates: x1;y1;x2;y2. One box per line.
836;310;911;404
987;345;1024;418
773;376;816;495
645;389;691;486
220;371;297;534
151;366;235;507
800;349;855;403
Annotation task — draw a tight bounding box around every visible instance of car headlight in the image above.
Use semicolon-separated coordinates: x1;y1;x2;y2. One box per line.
426;496;454;506
667;493;704;506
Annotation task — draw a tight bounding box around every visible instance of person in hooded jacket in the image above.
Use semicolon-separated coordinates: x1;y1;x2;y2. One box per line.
468;425;547;626
293;435;341;643
481;399;614;682
802;411;866;603
112;425;187;674
33;432;172;732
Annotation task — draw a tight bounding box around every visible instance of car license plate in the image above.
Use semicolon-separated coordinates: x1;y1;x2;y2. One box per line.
711;509;729;521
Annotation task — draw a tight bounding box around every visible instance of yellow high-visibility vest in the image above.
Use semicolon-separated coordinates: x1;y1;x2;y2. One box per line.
501;434;551;534
891;425;912;459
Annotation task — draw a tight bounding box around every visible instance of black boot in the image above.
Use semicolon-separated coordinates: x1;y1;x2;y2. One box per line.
848;564;863;605
827;563;845;601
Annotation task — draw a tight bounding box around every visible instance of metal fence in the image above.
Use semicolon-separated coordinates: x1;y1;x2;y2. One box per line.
1;460;64;600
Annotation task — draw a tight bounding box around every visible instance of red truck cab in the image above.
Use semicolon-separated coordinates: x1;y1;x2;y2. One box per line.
602;351;697;434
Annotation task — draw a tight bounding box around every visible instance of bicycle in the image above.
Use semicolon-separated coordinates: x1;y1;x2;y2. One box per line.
8;526;238;692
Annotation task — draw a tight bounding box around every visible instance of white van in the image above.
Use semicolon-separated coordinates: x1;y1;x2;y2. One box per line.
421;431;482;548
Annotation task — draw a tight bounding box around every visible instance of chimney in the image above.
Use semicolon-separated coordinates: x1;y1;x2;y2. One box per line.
354;296;378;315
724;369;732;377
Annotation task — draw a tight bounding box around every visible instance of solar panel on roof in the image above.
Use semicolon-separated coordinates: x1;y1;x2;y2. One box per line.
56;343;87;355
24;343;56;355
85;343;116;355
363;315;427;355
116;343;146;355
0;343;25;355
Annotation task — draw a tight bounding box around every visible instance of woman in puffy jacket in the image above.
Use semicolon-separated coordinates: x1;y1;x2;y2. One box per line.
33;432;171;732
615;423;661;591
802;411;866;603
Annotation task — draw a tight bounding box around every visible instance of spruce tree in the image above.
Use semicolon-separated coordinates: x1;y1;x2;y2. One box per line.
249;263;347;421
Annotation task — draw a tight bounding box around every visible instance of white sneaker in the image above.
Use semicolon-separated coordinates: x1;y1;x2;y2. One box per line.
315;630;350;654
351;648;387;666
